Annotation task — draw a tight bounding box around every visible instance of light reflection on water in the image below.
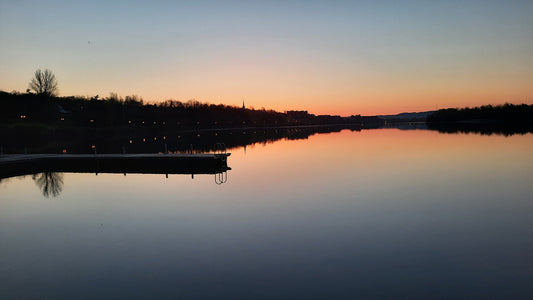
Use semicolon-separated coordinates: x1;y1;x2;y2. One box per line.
1;129;533;299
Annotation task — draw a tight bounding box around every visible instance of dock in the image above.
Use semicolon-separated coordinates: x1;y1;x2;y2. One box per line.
0;153;231;179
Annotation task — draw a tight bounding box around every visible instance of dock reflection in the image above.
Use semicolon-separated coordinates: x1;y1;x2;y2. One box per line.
1;154;231;197
26;170;229;198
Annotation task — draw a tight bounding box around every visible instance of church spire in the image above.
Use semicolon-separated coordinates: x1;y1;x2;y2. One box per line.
242;100;245;109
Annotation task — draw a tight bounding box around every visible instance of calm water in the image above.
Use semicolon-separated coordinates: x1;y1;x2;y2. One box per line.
1;129;533;299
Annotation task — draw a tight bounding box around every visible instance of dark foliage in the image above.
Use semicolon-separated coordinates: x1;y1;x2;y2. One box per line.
0;91;368;130
426;103;533;124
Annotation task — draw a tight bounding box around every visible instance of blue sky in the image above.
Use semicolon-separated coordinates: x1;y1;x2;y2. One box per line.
1;0;532;114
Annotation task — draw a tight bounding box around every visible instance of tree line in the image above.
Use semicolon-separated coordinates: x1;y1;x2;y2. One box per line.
426;103;533;124
0;90;374;129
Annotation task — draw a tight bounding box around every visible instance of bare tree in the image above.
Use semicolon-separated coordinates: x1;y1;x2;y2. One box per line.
29;69;58;96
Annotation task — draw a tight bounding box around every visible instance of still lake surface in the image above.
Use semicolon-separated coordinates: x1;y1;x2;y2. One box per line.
1;128;532;299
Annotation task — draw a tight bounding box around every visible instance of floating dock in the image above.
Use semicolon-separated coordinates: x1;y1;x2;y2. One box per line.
0;153;230;179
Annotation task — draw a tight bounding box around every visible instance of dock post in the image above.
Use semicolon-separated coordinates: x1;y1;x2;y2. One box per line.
24;147;28;155
190;144;193;154
122;145;126;154
164;143;168;154
0;146;3;156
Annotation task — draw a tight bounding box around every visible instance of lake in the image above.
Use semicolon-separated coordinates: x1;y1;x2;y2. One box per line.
1;128;532;299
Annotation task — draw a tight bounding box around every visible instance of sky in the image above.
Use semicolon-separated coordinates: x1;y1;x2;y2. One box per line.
1;0;532;115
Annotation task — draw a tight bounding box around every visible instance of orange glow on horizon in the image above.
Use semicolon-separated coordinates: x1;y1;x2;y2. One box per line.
128;80;533;116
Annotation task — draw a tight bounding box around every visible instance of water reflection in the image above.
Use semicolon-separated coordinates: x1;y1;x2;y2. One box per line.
26;170;228;197
427;123;533;136
2;123;531;155
0;125;363;154
215;171;228;185
1;129;532;299
32;172;63;198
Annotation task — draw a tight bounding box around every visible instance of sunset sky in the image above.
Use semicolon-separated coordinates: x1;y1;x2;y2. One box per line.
1;0;532;115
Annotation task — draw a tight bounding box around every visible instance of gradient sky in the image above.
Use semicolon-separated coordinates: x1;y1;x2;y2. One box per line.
1;0;532;115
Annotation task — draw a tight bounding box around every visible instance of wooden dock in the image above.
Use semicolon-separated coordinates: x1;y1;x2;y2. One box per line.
0;153;231;179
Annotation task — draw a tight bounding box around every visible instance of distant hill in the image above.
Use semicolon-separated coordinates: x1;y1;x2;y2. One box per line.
377;111;436;122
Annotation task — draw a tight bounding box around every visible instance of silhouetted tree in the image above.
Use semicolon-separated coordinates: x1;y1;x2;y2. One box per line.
29;69;58;96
